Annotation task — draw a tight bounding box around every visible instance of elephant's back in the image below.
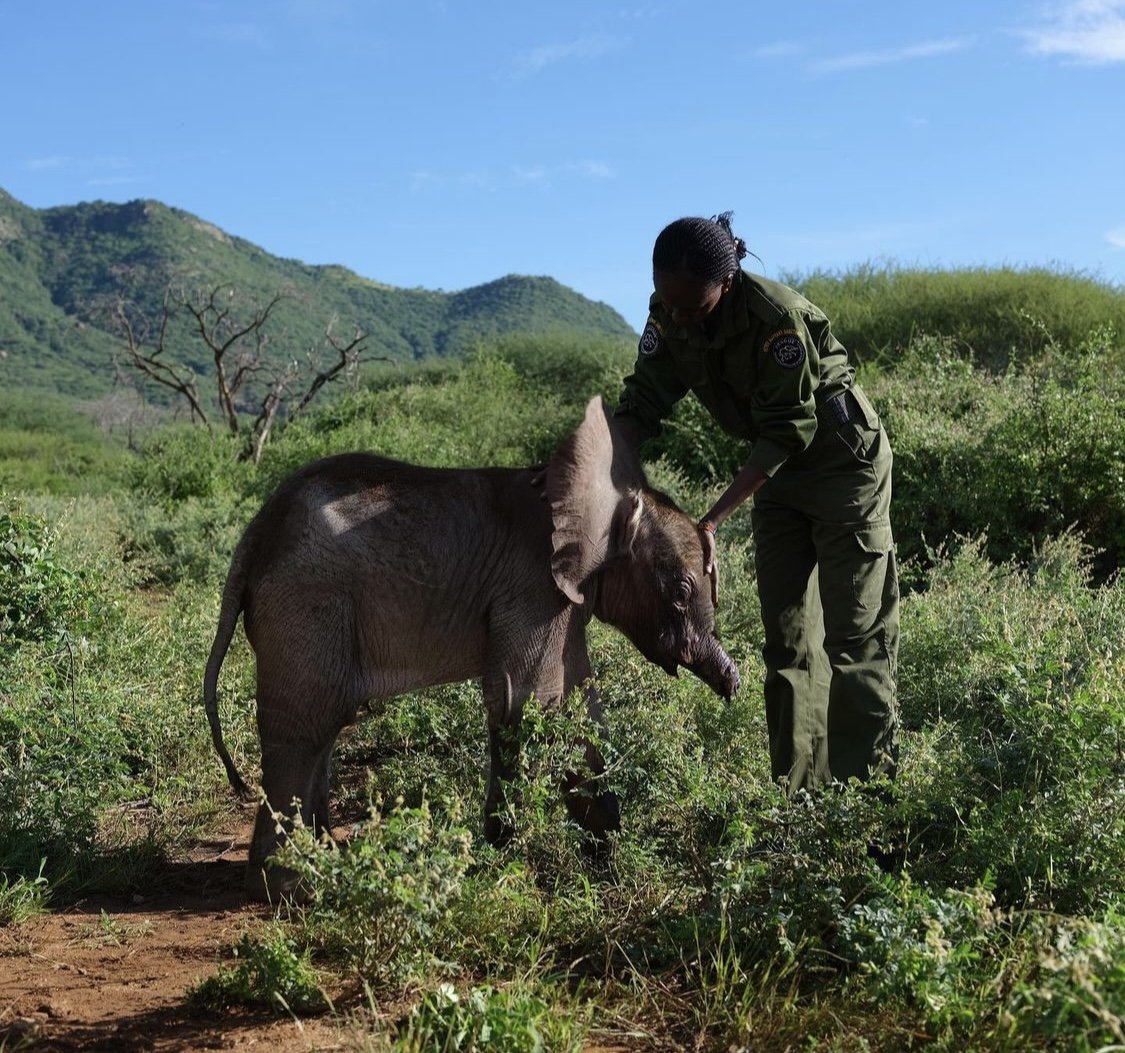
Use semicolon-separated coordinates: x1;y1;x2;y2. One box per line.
242;452;534;603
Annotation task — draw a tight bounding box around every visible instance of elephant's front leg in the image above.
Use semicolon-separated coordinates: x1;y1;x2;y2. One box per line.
560;675;620;843
482;670;522;847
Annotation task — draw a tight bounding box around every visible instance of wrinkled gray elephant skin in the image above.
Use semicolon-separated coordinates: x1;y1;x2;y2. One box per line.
204;396;740;900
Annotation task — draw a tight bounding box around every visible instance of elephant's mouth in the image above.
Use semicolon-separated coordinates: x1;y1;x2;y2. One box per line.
648;639;740;701
684;647;741;701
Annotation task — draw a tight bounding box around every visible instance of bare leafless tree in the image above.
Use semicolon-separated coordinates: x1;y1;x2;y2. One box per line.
113;284;383;462
114;288;211;431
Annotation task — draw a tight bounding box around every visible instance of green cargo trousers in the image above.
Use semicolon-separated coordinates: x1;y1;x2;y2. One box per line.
750;385;899;793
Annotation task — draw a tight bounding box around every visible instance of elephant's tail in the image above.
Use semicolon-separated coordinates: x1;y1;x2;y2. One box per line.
204;528;255;800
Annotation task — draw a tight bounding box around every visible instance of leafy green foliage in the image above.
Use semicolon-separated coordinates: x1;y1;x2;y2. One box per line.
836;878;997;1029
795;262;1125;371
0;861;50;925
0;274;1123;1048
1003;912;1125;1052
868;332;1125;576
0;391;130;496
0;500;258;887
395;982;588;1052
118;428;255;586
273;796;473;986
0;501;86;653
895;534;1125;913
189;924;327;1014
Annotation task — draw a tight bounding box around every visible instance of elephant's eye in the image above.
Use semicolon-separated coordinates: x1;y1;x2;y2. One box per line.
673;577;693;609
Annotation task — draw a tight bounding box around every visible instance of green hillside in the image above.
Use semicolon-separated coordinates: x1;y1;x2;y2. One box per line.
0;188;635;398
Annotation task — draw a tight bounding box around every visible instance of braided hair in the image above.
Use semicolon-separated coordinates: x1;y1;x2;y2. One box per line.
652;211;750;286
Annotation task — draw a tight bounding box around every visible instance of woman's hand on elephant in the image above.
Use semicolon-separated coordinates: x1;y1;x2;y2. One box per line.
699;522;719;608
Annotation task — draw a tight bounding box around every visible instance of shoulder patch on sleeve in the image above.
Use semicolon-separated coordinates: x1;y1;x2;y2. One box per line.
639;320;662;357
763;328;806;369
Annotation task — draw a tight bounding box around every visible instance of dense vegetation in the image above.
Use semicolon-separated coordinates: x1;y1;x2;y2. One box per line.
0;188;634;398
1;266;1123;1050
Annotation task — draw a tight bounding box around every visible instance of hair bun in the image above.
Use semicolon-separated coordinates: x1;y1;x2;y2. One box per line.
711;211;748;260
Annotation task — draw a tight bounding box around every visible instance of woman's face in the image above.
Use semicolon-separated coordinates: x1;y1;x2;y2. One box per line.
654;269;734;328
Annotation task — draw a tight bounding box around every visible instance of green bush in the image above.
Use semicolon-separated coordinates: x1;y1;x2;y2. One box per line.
0;391;129;496
118;426;254;585
0;500;87;653
126;426;249;504
794;264;1125;370
896;534;1125;911
190;924;327;1014
643;330;1125;575
273;796;473;985
1003;912;1125;1052
395;982;589;1052
255;350;572;495
869;335;1125;575
837;877;997;1030
485;331;634;407
0;501;256;887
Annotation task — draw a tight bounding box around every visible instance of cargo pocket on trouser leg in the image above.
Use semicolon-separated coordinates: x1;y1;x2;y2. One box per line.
817;520;900;782
852;522;895;613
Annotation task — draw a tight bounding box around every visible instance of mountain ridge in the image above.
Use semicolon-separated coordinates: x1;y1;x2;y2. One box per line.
0;189;635;398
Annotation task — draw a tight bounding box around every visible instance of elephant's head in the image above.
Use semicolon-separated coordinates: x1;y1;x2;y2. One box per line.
546;397;741;700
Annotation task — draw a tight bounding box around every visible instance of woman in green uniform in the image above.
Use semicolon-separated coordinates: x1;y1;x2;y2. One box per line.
615;213;898;793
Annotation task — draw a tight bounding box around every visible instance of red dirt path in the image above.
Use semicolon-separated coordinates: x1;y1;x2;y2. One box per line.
0;810;348;1052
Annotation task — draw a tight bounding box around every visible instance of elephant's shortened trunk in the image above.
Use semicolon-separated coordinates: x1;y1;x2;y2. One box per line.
686;637;741;701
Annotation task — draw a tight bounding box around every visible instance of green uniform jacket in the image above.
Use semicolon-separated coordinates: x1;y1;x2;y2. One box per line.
617;270;855;478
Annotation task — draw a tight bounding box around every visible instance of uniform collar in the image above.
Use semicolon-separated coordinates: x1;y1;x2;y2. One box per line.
650;270;753;349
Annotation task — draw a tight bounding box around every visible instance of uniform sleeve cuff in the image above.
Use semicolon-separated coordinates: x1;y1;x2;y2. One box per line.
612;408;660;441
748;439;792;478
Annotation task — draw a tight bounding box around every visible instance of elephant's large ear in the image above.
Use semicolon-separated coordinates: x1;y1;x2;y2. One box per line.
547;396;644;604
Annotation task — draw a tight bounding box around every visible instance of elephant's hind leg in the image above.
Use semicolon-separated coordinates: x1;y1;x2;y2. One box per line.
246;710;341;902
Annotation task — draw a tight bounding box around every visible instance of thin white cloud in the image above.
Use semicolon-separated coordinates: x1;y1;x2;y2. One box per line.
410;161;612;193
809;36;974;75
1021;0;1125;63
24;155;133;175
194;21;272;49
25;156;72;171
86;175;141;188
748;41;804;59
1107;226;1125;248
512;166;550;187
509;35;620;78
568;160;615;180
409;169;497;192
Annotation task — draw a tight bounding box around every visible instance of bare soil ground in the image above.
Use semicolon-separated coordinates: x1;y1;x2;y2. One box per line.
0;809;350;1053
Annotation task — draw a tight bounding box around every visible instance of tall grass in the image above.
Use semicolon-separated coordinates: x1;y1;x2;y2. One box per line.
1;267;1123;1047
794;263;1125;370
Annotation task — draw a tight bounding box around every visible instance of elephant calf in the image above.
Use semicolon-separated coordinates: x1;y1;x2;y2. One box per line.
204;396;740;899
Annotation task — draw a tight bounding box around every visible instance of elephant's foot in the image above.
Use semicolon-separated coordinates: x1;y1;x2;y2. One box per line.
244;860;313;904
483;807;514;849
565;782;620;839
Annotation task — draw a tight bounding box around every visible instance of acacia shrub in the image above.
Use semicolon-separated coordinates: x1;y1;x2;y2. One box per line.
895;534;1125;911
645;330;1124;576
253;349;575;496
867;334;1125;575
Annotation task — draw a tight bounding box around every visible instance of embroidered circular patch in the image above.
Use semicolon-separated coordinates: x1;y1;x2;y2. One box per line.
639;321;662;357
764;329;806;369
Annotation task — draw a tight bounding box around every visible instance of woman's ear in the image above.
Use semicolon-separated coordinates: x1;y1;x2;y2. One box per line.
721;272;735;294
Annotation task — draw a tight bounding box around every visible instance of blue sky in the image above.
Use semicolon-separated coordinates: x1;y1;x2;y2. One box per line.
3;0;1124;331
